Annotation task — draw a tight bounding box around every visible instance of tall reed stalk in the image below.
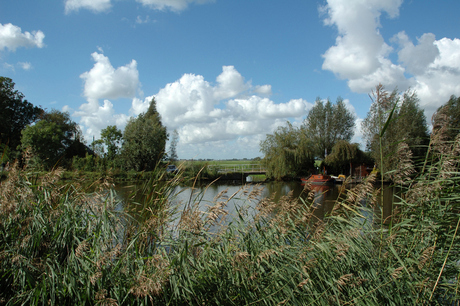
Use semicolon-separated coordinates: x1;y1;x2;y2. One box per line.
1;126;459;305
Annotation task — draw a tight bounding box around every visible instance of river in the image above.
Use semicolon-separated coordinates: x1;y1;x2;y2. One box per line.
114;176;394;226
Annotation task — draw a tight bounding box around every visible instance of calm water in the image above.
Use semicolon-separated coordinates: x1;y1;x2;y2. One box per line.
114;177;394;225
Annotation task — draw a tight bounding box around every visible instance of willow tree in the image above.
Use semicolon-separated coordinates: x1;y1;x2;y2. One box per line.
260;122;314;180
121;98;168;171
302;97;355;159
324;140;362;176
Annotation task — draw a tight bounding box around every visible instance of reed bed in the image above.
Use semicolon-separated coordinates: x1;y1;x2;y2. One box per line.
1;128;459;305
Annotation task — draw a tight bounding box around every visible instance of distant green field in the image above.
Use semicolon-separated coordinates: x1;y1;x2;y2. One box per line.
208;160;260;166
181;159;264;173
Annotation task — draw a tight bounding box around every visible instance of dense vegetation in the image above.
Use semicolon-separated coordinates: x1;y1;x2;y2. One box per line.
0;76;169;173
1;112;459;304
261;85;433;180
2;77;460;304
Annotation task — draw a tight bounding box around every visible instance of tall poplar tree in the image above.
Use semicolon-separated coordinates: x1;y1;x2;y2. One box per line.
361;84;429;174
121;98;168;171
302;97;355;158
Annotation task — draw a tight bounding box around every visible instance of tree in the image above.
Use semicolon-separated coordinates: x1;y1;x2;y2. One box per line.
100;125;123;160
20;110;82;169
169;129;179;162
260;122;314;180
324;140;362;176
302;97;355;159
91;139;105;157
121;98;168;171
0;77;43;155
361;85;429;175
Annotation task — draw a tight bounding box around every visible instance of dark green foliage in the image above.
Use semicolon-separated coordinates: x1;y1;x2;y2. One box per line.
260;122;314;180
20;110;83;169
121;98;168;171
362;85;429;176
100;125;123;160
0;77;43;157
325;140;363;176
1;128;460;304
303;97;356;159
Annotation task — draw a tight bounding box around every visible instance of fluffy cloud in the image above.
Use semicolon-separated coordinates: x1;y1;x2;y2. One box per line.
73;99;129;140
64;0;111;14
123;66;313;158
150;66;312;149
74;52;139;142
0;23;45;52
1;62;33;72
75;57;307;158
321;0;401;79
64;0;212;14
394;32;440;75
413;38;460;118
321;0;460;121
136;0;214;12
80;52;139;101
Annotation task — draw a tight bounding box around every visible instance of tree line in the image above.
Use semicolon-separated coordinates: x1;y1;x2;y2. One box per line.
2;76;459;177
0;76;176;172
261;84;460;180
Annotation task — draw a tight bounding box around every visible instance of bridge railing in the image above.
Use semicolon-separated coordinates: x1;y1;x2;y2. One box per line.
207;164;266;174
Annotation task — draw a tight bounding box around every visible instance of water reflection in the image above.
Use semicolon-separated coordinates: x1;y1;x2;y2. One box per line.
114;180;395;227
308;184;339;220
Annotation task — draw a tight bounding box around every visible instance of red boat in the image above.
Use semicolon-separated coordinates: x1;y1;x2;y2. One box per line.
301;174;335;185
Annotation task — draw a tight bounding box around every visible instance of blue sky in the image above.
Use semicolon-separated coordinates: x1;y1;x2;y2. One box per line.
1;0;460;160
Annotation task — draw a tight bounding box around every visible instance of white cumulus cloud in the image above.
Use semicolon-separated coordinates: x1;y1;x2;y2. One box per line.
74;52;140;142
75;60;313;159
321;0;401;80
0;23;45;52
80;52;140;101
64;0;112;14
413;38;460;118
394;32;440;75
321;0;460;121
73;99;129;141
150;66;312;150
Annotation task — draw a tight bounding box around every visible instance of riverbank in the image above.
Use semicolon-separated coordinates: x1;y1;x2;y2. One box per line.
1;132;459;305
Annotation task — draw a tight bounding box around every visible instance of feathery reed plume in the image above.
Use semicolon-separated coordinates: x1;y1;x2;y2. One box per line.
392;267;404;279
178;206;203;235
257;249;279;264
297;278;310;288
418;246;435;270
392;142;415;185
130;254;171;299
345;172;377;207
75;240;89;258
337;273;353;291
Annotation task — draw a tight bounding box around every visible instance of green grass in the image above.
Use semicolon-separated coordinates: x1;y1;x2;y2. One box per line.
1;128;460;305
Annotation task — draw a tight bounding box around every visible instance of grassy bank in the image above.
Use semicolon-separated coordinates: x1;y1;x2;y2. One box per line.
1;130;459;305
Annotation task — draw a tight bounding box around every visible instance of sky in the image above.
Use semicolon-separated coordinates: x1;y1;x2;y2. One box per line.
1;0;460;160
